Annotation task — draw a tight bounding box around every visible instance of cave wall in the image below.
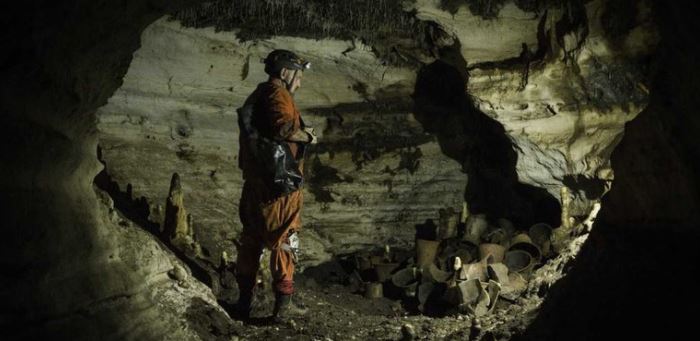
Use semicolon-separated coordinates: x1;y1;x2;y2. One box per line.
465;0;657;217
0;1;231;339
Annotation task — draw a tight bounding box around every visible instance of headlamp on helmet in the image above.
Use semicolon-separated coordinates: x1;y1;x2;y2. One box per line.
261;49;310;75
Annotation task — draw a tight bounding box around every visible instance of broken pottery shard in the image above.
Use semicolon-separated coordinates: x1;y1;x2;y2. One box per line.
456;277;492;316
478;243;505;263
418;281;434;312
465;262;488;282
487;263;510;286
458;265;469;281
457;279;481;304
486;280;501;313
474;292;490;317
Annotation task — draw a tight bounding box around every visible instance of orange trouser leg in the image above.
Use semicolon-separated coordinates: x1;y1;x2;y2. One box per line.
262;189;302;295
270;231;296;294
236;178;303;296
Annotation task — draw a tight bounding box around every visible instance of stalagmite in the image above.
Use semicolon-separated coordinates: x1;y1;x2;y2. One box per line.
163;172;203;258
560;186;574;230
164;173;191;246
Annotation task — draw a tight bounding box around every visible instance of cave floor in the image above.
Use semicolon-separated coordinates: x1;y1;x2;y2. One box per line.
226;281;470;340
201;272;533;341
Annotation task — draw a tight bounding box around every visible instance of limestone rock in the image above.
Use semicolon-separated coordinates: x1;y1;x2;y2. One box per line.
464;0;658;218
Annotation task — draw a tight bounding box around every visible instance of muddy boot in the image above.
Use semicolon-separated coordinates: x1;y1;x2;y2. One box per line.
271;292;307;324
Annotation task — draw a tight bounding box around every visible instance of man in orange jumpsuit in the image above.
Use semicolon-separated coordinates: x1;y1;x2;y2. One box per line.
234;49;317;323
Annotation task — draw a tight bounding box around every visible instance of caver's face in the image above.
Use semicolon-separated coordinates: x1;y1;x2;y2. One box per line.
281;68;303;94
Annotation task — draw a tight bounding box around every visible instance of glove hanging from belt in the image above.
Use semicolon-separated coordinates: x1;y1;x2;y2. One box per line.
279;230;300;264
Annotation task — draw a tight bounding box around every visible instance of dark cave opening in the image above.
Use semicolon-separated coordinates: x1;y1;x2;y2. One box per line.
412;58;562;231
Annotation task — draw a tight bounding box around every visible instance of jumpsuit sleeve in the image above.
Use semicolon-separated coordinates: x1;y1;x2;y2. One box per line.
265;87;300;141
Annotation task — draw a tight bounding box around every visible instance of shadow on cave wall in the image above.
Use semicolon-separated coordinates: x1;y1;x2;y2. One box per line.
412;57;561;230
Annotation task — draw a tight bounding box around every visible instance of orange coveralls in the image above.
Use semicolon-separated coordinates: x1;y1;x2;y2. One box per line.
236;78;304;296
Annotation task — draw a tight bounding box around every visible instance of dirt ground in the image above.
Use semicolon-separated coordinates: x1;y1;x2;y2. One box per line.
201;252;555;341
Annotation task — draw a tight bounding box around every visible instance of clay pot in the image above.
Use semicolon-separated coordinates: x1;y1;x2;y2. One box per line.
446;249;473;270
464;214;488;243
438;208;459;240
510;233;533;245
439;238;477;272
504;249;535;277
463;261;488;282
528;223;553;257
416;239;440;268
374;262;400;282
364;282;383;299
426;263;453;283
478;243;506;263
496;218;516;238
508;233;542;263
392;267;419;288
484;227;507;245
